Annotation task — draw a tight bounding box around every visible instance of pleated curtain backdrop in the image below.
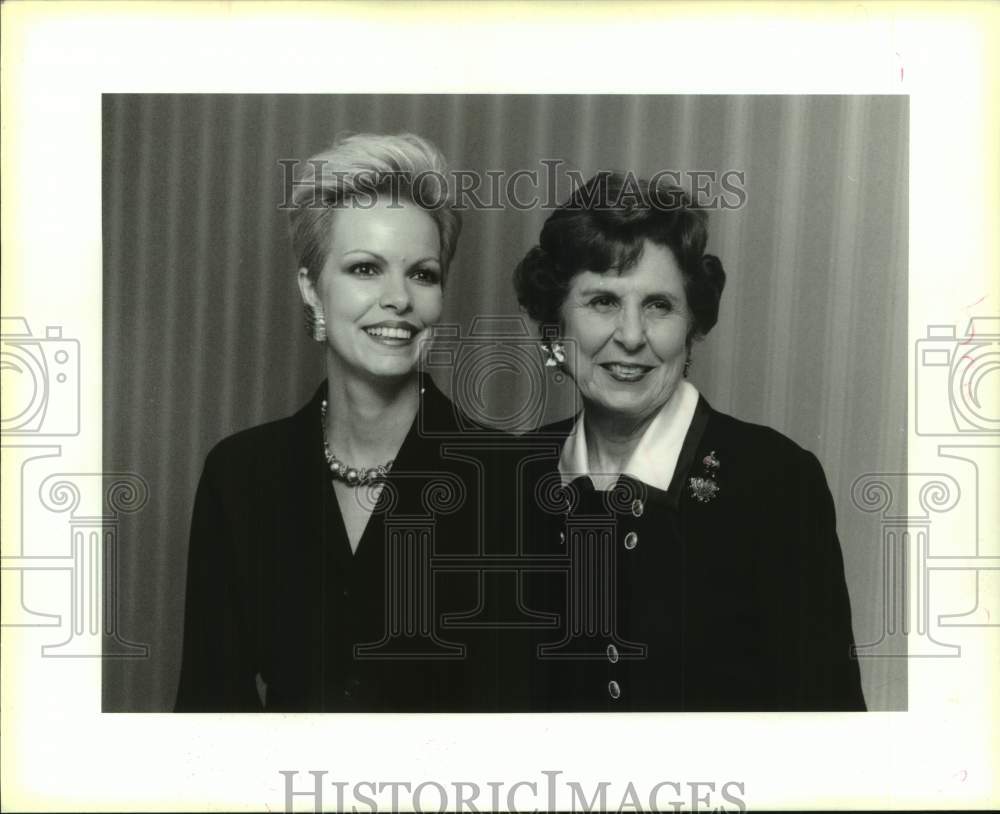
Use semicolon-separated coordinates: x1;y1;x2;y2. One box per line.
103;94;908;711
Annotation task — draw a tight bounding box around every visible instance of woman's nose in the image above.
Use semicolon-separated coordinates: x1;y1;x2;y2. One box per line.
379;271;412;312
614;304;645;351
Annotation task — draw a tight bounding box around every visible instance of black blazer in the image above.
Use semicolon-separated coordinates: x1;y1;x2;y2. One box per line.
174;377;512;712
515;395;867;712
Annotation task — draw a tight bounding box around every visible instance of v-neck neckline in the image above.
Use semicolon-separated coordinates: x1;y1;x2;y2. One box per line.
315;376;438;560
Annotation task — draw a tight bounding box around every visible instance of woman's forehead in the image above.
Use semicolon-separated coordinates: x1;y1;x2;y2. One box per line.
572;244;684;292
325;198;441;262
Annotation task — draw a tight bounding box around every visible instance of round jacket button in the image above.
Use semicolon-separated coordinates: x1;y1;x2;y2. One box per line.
623;531;638;550
631;499;644;518
608;680;621;699
607;644;619;663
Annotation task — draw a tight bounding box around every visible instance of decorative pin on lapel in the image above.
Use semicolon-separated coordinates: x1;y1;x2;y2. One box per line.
689;450;721;503
688;477;720;503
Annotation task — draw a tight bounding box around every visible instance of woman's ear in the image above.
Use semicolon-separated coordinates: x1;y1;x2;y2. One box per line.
297;268;321;311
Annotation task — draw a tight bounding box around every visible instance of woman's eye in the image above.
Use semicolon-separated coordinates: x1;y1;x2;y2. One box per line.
411;267;442;285
349;262;379;277
588;295;617;312
647;299;673;315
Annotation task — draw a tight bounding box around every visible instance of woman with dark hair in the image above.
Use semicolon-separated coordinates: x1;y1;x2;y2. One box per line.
513;172;866;711
175;133;504;712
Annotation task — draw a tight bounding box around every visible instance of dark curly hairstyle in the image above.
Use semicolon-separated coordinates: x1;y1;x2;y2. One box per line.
513;172;726;345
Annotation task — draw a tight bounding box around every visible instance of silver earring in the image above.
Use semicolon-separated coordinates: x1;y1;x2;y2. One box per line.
304;305;326;343
541;341;566;369
683;353;692;377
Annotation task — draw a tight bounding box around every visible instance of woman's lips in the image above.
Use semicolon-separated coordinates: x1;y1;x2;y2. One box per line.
600;362;652;382
364;325;417;346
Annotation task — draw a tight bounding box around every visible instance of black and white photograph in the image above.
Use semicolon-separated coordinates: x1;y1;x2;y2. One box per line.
102;93;905;714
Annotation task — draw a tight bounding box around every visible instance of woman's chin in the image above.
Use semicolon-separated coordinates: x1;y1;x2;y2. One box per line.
342;354;420;381
587;393;652;418
367;361;420;380
583;375;681;417
584;386;681;423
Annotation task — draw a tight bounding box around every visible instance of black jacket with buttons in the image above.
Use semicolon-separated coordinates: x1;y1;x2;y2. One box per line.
514;395;867;712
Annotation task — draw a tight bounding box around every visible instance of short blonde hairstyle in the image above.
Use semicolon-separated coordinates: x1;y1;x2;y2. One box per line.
287;132;462;283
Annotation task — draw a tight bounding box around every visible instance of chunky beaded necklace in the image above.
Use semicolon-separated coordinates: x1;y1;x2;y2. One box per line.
320;399;394;487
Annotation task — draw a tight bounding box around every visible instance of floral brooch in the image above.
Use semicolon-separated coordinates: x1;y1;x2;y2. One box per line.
689;450;721;503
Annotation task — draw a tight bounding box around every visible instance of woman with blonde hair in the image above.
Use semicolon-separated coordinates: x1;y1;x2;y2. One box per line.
176;133;502;712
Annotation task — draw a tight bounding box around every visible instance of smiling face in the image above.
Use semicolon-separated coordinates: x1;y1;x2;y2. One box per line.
298;196;443;383
558;240;691;424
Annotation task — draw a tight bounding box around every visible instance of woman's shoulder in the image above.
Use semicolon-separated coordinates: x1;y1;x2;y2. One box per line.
206;415;298;464
700;402;825;487
200;388;321;476
694;405;837;542
705;404;813;458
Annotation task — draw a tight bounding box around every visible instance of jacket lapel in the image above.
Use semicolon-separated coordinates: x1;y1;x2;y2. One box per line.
666;394;714;510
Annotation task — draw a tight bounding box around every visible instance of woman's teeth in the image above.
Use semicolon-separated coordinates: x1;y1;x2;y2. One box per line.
603;363;649;381
365;326;413;340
